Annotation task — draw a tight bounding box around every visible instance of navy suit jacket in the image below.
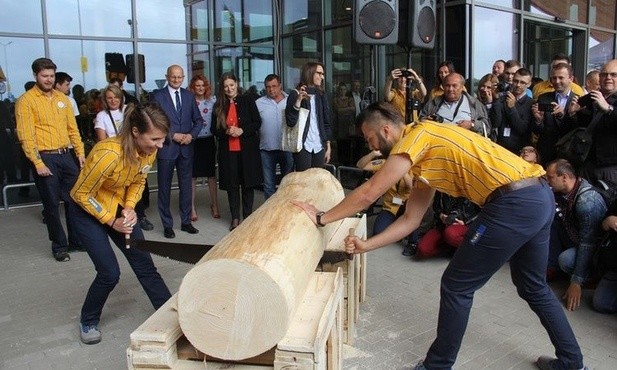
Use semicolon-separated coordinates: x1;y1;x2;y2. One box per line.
150;87;204;160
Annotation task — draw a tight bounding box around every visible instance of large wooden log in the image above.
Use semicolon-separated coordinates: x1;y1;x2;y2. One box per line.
177;168;345;360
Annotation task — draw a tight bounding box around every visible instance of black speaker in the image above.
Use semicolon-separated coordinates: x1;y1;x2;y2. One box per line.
126;54;145;84
105;53;127;73
354;0;399;44
398;0;436;49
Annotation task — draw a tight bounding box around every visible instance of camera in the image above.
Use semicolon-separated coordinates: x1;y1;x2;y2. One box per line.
427;114;444;123
496;81;510;93
305;86;318;95
445;211;459;225
400;69;412;78
538;102;554;112
577;93;594;109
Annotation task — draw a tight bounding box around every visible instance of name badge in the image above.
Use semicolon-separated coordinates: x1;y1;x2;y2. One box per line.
503;127;511;137
392;197;403;205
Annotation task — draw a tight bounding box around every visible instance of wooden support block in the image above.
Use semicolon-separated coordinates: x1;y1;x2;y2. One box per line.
321;214;367;344
128;270;344;370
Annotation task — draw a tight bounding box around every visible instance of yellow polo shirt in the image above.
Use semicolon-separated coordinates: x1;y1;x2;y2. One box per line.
15;85;84;170
391;121;545;206
532;80;585;100
364;158;411;215
71;137;154;225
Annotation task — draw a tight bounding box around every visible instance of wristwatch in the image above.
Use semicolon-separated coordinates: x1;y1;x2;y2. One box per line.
607;105;614;113
315;211;326;227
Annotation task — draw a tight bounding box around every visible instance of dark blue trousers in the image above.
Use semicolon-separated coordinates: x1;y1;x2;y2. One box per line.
35;152;81;253
157;156;193;227
424;181;583;370
71;202;171;326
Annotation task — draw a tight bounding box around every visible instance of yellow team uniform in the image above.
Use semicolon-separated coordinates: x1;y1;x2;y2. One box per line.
389;89;423;122
70;137;154;225
15;85;84;170
363;158;411;215
532;80;585;100
391;121;545;206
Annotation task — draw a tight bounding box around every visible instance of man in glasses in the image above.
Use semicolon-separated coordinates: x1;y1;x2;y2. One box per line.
489;68;534;154
569;59;617;185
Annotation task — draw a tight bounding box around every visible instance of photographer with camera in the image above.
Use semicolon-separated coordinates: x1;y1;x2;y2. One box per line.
383;67;426;123
420;73;491;136
285;62;333;171
531;63;579;166
489;68;534;154
415;191;479;260
567;59;617;184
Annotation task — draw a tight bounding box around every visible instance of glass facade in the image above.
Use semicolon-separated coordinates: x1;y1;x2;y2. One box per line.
0;0;616;207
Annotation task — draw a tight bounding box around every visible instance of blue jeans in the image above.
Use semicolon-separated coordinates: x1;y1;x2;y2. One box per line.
35;152;81;253
260;150;293;199
558;248;577;275
71;202;171;326
424;181;583;370
593;271;617;314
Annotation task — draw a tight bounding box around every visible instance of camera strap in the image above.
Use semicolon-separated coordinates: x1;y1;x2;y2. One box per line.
436;95;465;122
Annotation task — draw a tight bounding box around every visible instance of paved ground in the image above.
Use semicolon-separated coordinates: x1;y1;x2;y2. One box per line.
1;188;616;369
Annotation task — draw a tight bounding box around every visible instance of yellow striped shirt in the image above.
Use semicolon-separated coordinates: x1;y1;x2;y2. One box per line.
15;85;84;169
70;137;154;225
391;121;545;206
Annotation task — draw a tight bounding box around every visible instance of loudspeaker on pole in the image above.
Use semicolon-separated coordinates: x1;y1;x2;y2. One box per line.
105;53;127;82
398;0;436;49
126;54;146;84
354;0;399;45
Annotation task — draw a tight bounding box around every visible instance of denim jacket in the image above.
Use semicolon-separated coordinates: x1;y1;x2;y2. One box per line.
561;179;608;284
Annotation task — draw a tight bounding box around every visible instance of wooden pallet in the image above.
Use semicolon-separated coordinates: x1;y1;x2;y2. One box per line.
127;269;344;370
320;214;368;344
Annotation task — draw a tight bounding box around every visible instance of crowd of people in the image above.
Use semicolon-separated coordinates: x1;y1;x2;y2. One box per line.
364;55;617;321
1;53;615;368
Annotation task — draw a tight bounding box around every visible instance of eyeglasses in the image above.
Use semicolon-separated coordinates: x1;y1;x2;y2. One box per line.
599;72;617;79
168;75;184;80
520;147;536;154
315;71;325;76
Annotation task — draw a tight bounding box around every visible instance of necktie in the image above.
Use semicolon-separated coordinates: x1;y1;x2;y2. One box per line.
175;90;182;114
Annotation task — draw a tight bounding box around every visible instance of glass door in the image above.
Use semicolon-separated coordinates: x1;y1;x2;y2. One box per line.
523;20;586;83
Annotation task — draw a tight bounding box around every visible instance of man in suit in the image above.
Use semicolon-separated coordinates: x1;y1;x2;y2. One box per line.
532;63;578;166
150;65;203;238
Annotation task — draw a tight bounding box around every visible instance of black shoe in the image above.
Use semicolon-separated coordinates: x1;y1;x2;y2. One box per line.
53;250;71;262
229;219;240;231
181;223;199;234
139;217;154;231
163;227;175;239
402;242;417;257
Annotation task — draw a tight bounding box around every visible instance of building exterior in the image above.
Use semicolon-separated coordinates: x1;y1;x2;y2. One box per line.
0;0;615;202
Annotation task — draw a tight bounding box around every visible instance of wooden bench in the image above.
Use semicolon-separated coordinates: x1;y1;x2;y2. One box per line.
127;269;344;370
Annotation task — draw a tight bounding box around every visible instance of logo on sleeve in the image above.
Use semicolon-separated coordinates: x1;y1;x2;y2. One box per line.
87;197;103;213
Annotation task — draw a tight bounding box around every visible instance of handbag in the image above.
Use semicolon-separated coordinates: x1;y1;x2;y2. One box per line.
281;107;309;153
555;109;603;163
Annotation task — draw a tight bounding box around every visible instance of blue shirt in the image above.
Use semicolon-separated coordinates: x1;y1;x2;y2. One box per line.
256;93;288;151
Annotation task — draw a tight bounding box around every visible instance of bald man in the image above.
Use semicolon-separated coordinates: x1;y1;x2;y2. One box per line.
150;65;204;238
420;73;490;136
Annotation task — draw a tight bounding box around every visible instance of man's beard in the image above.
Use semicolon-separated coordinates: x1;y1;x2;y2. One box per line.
378;134;393;157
